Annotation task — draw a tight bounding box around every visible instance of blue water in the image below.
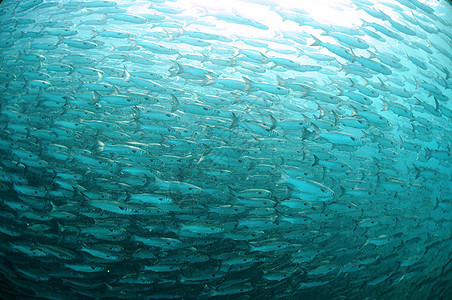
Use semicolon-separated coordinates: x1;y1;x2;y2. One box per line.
0;0;451;299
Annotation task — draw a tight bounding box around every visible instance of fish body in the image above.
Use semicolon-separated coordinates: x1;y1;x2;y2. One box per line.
0;0;451;298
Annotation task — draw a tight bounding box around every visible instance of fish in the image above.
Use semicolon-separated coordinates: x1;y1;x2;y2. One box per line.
0;0;451;299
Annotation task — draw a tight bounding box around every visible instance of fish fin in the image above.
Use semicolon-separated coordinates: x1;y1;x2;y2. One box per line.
283;186;293;200
230;56;237;67
332;110;339;125
231;93;240;104
168;60;178;77
90;30;98;39
434;97;440;110
381;99;388;111
203;74;215;86
123;65;131;80
378;77;386;89
92;139;104;153
424;147;432;160
339;186;346;198
267;114;277;131
174;60;183;75
146;173;161;189
310;34;321;46
230;112;239;129
242;76;252;92
352;219;359;231
78;191;90;207
301;127;313;140
274;209;285;222
276;75;286;87
124;191;132;202
311;123;320;140
318;105;325;118
196;156;205;165
50;201;56;213
276;165;289;185
133;120;142;133
228;186;238;197
97;70;103;82
113;86;121;95
127;40;136;51
349;47;356;62
349;104;358;116
201;52;208;63
232;47;240;57
92;91;102;104
56;35;63;46
99;13;108;23
141;174;153;189
312;155;320;167
338;62;346;74
170;95;180;112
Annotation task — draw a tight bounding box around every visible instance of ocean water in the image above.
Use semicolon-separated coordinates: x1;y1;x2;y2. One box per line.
0;0;451;299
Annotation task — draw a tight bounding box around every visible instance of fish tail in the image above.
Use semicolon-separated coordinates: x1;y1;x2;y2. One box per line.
267;114;277;131
56;35;63;45
276;75;286;87
332;110;340;125
312;155;320;167
310;35;321;46
203;74;215;86
242;76;252;92
170;95;180;112
123;65;131;80
230;112;239;129
381;99;388;111
92;139;104;153
276;165;288;185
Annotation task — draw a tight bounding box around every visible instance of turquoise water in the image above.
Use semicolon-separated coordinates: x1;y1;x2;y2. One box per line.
0;0;451;298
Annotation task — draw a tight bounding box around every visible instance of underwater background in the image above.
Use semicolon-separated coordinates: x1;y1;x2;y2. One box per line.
0;0;451;298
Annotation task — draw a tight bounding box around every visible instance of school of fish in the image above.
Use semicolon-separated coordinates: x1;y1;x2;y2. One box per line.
0;0;451;298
